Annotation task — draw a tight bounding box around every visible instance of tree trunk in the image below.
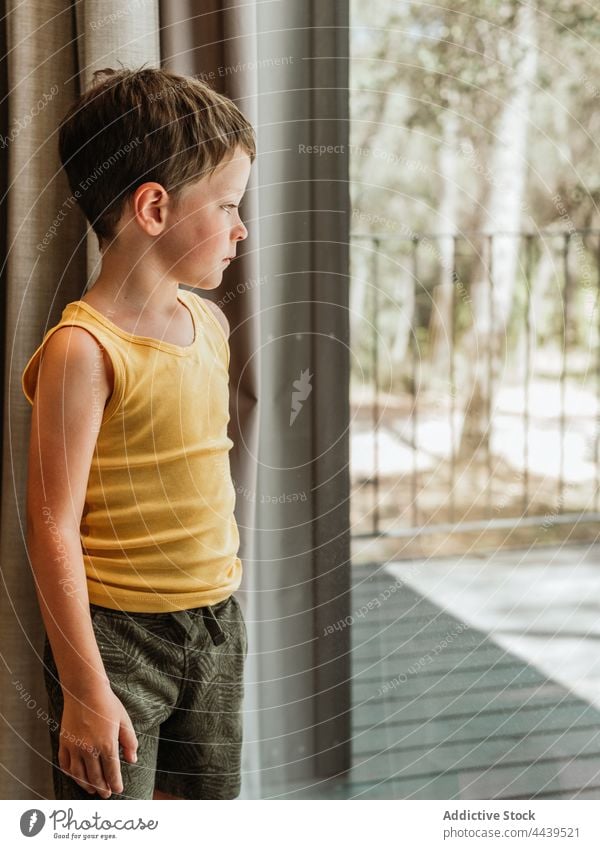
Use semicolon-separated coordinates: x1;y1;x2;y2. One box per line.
428;100;460;375
458;0;538;461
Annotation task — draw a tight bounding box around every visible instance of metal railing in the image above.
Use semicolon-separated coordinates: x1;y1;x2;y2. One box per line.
350;229;600;541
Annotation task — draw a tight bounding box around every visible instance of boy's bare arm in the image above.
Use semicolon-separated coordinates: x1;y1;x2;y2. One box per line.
25;326;137;797
26;327;111;688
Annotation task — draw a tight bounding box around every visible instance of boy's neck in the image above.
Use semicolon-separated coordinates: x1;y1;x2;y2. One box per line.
86;248;181;316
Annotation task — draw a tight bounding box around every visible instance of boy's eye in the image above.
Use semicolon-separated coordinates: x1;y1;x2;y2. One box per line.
222;204;238;214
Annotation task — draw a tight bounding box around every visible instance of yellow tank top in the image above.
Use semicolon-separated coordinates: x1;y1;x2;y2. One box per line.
22;288;242;612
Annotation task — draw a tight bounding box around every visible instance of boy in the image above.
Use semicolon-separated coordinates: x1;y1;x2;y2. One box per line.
21;66;255;800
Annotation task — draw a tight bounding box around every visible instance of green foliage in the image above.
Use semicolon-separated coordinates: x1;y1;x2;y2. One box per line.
351;0;600;351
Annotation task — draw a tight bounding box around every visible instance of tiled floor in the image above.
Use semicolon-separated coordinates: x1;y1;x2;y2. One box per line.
262;547;600;799
384;544;600;710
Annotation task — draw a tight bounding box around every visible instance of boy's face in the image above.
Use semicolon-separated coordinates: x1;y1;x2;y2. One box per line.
161;146;252;290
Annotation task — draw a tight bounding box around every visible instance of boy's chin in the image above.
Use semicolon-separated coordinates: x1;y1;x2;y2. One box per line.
176;265;226;290
187;275;225;292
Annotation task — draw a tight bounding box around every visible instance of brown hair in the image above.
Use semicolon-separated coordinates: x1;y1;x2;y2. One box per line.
58;64;256;248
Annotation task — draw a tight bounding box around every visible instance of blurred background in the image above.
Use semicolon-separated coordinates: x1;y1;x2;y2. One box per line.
345;0;600;801
351;0;600;559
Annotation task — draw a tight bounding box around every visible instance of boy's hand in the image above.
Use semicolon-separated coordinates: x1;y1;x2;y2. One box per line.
59;684;138;798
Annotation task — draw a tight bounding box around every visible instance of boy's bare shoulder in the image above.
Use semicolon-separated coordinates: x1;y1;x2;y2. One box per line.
40;324;113;394
188;292;230;338
26;325;114;531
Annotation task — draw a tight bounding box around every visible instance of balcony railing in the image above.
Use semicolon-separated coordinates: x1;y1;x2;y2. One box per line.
350;229;600;549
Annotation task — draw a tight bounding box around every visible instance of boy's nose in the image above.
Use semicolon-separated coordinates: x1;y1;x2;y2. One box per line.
234;221;248;241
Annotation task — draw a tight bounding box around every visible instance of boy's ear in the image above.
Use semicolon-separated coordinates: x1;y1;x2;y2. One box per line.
132;182;170;237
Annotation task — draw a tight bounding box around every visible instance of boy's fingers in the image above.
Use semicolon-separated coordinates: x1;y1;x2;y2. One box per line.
68;754;95;794
58;746;70;773
102;746;124;795
84;751;111;798
119;716;138;761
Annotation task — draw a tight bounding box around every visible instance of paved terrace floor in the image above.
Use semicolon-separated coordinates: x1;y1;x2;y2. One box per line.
261;544;600;799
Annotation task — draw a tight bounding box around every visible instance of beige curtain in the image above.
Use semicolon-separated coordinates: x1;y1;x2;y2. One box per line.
0;0;350;800
161;0;352;795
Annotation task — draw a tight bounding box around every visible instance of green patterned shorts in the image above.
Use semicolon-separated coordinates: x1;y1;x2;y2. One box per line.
43;594;248;800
